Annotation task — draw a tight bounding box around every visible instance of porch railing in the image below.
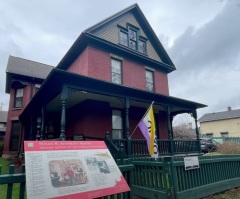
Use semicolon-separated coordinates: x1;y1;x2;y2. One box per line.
173;140;199;154
108;138;200;158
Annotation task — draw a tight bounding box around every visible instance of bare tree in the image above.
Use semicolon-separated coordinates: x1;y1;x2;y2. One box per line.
173;114;196;139
173;123;196;139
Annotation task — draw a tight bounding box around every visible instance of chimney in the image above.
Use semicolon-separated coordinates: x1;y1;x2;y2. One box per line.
187;122;192;129
227;106;232;111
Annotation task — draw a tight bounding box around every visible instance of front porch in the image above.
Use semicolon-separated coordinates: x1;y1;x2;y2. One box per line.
18;69;206;157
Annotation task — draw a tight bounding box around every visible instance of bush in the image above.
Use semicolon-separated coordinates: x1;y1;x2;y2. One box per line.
216;141;240;154
0;135;4;141
0;141;4;157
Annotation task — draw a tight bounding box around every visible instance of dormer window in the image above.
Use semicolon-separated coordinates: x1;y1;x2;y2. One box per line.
138;40;146;54
119;31;128;47
118;24;147;54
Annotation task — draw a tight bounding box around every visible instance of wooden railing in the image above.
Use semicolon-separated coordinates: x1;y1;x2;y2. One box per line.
0;162;133;199
0;165;26;199
108;138;200;158
173;139;199;154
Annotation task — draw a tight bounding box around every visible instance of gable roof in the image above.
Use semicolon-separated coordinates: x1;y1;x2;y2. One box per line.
198;109;240;122
56;4;176;73
0;111;7;123
5;56;54;93
6;56;54;79
85;4;175;68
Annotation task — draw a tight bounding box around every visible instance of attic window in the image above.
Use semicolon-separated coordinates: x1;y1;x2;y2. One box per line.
220;132;229;137
118;25;147;54
206;133;213;138
119;30;128;47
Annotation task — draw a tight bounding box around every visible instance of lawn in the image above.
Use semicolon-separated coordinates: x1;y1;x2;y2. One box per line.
0;157;26;199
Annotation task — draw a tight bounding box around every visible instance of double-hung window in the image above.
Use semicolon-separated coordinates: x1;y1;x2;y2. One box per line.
112;110;123;139
119;30;128;47
14;88;23;108
111;59;122;85
129;29;137;50
138;39;146;54
145;69;154;92
10;121;20;151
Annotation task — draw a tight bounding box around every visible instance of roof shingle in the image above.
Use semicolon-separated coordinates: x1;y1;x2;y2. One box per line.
198;109;240;122
6;56;54;79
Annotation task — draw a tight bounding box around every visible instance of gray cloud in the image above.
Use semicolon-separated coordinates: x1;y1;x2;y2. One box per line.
168;2;240;118
0;0;238;117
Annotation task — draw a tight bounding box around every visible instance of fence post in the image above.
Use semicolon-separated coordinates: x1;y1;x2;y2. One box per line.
164;157;177;199
7;165;15;199
119;142;125;165
20;165;26;199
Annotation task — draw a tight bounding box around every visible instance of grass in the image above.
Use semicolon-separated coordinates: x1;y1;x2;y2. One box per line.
204;188;240;199
0;157;9;174
0;157;26;199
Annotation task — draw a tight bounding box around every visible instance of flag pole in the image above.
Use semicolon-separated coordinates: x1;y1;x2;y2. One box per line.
130;101;154;138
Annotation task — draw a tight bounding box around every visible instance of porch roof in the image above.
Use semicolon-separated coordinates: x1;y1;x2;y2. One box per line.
19;68;206;120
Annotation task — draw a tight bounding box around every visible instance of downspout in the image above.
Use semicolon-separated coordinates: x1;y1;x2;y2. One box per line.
30;77;35;100
17;119;23;157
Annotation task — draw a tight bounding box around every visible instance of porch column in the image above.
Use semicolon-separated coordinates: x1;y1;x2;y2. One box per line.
59;86;68;140
193;110;201;153
167;106;174;155
29;114;36;140
125;98;131;156
40;106;46;140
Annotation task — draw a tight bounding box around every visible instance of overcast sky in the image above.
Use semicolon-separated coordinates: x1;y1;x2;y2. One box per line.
0;0;240;122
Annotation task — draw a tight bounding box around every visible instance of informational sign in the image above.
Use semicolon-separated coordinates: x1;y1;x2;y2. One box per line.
24;141;130;199
184;156;199;170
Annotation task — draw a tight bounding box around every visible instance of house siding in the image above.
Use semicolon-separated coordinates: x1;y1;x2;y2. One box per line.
200;118;240;137
96;14;162;63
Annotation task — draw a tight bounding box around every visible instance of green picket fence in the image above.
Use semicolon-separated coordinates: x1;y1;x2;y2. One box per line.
0;163;133;199
130;155;240;199
0;165;26;199
131;157;169;199
172;155;240;199
2;155;240;199
212;137;240;144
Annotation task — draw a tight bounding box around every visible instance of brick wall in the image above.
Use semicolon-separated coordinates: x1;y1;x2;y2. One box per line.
3;83;37;155
67;46;169;95
66;100;112;139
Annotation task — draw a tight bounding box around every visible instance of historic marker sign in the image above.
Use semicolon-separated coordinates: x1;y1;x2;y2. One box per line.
24;141;130;199
184;156;199;170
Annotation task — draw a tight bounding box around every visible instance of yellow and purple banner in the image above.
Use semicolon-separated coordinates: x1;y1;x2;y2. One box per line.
138;104;158;158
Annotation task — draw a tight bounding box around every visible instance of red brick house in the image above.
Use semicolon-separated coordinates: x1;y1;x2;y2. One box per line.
3;4;206;157
3;56;53;157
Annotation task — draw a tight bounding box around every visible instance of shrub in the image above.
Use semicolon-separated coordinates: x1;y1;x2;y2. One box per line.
0;135;4;141
0;141;4;157
216;141;240;154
